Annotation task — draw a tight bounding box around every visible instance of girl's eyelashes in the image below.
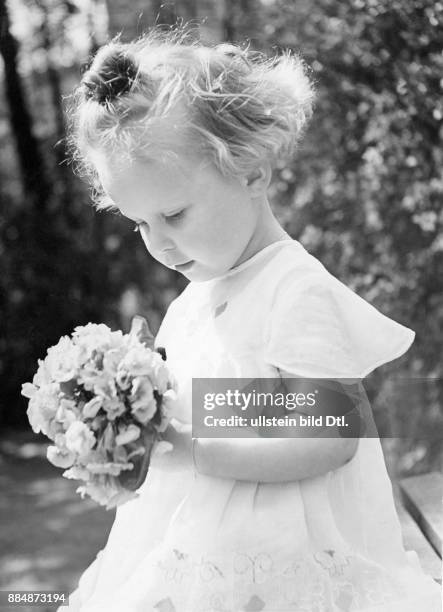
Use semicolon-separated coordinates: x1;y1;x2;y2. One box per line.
164;209;185;223
132;209;186;233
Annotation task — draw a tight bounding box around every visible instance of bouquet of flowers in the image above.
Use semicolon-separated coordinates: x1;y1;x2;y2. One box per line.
21;316;177;509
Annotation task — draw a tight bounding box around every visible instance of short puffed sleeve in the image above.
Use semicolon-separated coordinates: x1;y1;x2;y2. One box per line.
263;272;415;379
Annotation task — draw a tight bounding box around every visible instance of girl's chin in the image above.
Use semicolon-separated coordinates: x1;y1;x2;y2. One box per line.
162;260;195;274
176;263;218;283
165;260;227;282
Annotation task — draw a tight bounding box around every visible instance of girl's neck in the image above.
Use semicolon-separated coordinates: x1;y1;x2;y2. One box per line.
234;197;291;269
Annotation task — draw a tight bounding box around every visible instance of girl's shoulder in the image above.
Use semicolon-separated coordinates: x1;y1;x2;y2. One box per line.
262;242;416;379
219;238;327;300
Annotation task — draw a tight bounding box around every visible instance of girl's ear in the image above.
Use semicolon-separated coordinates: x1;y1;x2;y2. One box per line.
243;162;272;196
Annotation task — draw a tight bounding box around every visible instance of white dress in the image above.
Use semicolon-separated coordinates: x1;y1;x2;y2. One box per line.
64;239;442;612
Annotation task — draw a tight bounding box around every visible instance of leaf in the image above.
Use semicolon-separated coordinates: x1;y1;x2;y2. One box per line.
130;315;155;349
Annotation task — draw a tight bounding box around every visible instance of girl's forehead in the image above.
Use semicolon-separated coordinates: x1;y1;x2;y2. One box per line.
99;147;229;204
93;149;221;216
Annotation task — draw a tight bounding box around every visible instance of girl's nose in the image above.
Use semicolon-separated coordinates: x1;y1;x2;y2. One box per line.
139;223;175;254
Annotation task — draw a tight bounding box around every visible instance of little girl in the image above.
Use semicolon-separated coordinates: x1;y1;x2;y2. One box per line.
63;27;441;612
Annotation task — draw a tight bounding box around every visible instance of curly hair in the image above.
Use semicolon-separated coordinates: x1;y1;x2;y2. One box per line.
68;25;316;209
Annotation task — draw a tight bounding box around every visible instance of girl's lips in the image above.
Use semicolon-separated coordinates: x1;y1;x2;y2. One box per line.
174;261;194;271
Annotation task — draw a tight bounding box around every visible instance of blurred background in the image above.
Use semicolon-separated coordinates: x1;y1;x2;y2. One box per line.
0;0;442;601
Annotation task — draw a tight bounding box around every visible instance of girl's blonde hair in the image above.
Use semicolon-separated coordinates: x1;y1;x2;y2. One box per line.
69;25;315;208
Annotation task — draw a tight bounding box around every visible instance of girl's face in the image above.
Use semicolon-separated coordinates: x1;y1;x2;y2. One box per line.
96;152;263;282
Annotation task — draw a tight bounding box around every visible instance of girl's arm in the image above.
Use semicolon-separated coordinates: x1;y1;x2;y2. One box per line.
193;373;360;482
193;435;358;483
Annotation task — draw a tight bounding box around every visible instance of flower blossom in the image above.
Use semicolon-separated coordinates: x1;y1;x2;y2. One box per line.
65;421;96;457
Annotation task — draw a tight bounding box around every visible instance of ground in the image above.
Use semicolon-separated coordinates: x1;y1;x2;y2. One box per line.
0;431;114;612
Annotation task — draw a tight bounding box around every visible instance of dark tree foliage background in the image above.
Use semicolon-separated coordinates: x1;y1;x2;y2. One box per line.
1;0;442;475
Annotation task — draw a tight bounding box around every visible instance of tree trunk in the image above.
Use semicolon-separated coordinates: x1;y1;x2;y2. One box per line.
0;0;51;211
33;1;70;188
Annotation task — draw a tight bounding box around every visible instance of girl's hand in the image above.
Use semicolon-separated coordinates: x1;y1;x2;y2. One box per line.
118;426;158;490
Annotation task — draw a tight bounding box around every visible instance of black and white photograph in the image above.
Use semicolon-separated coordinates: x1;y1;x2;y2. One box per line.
0;1;442;610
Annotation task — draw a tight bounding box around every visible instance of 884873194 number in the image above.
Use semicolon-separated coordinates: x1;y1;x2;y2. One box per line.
0;591;68;607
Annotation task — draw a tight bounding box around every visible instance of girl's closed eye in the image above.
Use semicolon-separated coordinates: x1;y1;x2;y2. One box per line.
132;210;185;233
164;209;186;223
